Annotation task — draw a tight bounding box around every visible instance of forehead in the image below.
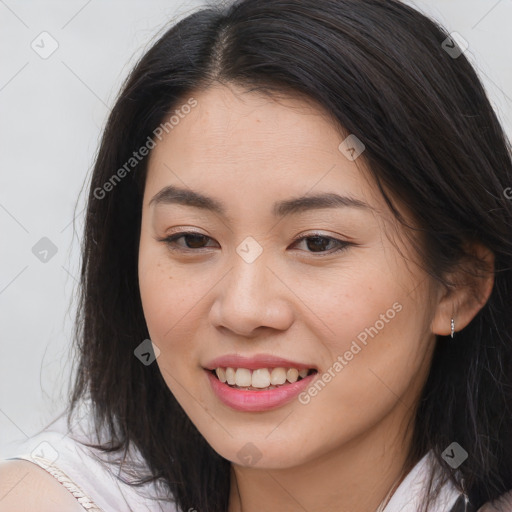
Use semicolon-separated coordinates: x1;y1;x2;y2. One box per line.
161;84;343;159
144;83;382;213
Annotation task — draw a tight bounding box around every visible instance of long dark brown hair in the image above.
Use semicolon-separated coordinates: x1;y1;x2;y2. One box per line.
63;0;512;510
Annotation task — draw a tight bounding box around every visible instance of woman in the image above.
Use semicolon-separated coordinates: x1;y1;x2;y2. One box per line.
1;0;511;511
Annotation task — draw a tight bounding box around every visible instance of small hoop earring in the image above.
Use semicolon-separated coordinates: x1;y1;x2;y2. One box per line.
450;318;455;338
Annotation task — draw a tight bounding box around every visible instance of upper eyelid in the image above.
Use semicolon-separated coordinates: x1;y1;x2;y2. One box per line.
162;230;345;241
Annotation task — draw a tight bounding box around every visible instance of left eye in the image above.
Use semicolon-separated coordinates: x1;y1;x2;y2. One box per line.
161;232;350;255
292;235;349;255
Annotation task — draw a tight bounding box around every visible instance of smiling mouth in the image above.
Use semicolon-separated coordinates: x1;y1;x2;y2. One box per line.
209;368;318;391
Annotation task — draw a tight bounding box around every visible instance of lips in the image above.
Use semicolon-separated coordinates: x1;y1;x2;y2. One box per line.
203;353;319;411
205;368;318;412
204;354;317;371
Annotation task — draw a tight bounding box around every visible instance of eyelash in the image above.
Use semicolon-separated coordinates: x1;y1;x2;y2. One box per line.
159;231;351;257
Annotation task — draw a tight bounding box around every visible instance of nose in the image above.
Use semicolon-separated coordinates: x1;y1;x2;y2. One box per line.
208;245;295;337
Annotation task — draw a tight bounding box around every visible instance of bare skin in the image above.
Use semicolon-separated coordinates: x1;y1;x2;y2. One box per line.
0;460;86;511
137;83;494;512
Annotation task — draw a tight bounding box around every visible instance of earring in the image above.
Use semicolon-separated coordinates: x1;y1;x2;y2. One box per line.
450;318;455;338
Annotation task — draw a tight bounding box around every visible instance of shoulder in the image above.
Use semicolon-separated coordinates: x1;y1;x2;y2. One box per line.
1;403;177;511
0;405;111;511
0;459;86;511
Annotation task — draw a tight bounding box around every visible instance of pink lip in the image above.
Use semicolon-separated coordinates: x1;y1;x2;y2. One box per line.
205;369;318;412
204;354;316;371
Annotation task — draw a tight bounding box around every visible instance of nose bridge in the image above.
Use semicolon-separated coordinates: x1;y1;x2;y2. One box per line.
211;235;293;334
235;235;265;267
229;235;272;305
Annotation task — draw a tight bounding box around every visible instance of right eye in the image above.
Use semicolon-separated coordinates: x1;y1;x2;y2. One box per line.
160;231;219;251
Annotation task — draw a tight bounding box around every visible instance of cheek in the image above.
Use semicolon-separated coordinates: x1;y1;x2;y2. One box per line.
139;263;197;345
138;238;190;349
299;259;429;401
137;239;215;390
299;260;404;353
138;253;200;401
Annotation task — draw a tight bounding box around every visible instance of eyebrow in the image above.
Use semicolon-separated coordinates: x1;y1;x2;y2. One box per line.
149;185;372;217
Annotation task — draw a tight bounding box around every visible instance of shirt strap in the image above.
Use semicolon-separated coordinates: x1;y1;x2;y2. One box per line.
7;455;105;512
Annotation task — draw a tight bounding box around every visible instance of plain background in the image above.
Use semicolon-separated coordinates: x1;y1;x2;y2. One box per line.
1;0;511;456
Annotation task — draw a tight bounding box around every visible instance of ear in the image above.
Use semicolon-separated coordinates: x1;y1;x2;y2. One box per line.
431;242;495;336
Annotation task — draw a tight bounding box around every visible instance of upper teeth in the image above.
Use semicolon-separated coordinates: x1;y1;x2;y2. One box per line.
215;367;309;388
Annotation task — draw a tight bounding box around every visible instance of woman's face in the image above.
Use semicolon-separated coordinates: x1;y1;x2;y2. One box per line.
138;83;439;469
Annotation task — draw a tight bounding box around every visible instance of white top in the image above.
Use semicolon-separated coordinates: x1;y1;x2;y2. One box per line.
1;400;175;512
1;401;464;512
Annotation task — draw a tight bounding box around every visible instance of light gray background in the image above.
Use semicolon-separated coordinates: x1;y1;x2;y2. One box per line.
1;0;511;456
